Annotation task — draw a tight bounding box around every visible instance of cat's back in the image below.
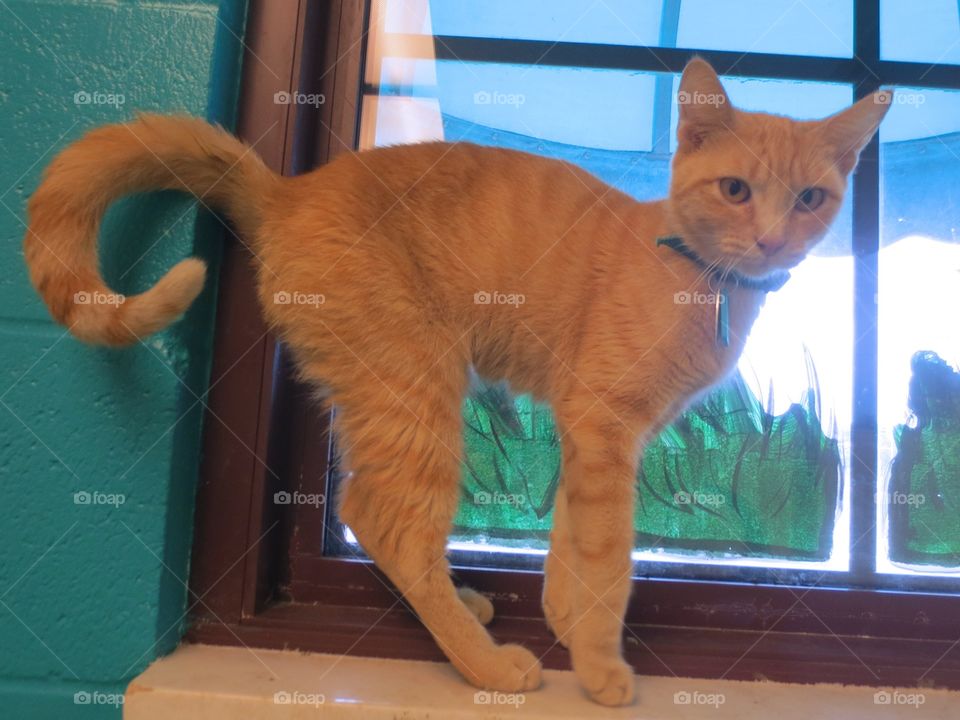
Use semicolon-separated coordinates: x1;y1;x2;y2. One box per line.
313;140;609;205
266;140;630;325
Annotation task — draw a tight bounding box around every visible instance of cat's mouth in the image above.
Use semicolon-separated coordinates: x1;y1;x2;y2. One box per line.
713;242;805;280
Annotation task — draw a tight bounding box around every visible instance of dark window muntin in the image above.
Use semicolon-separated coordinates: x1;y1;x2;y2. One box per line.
188;0;960;689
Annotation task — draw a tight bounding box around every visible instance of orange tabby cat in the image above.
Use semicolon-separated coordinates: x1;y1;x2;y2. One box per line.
24;59;890;705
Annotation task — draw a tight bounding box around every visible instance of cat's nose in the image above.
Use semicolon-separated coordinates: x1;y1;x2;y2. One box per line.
756;236;788;256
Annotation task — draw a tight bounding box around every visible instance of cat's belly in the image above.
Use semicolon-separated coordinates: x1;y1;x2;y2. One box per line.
471;347;556;403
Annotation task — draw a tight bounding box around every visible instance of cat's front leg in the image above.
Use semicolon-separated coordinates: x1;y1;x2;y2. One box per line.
557;412;639;706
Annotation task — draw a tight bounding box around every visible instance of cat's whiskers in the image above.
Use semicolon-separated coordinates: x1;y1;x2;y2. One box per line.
719;257;739;284
690;257;723;289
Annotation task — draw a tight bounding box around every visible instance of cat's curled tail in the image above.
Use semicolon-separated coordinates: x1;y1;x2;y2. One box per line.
24;114;277;346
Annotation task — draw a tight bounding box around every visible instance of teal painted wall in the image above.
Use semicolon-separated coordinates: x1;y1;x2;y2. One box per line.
0;1;248;717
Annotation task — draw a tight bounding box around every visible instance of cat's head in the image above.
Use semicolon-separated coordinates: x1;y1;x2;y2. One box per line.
668;58;891;279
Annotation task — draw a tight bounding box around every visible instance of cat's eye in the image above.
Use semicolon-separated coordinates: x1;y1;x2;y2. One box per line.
719;177;751;204
796;187;826;212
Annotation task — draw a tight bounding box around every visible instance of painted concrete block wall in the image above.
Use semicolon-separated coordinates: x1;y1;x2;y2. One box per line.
0;1;248;717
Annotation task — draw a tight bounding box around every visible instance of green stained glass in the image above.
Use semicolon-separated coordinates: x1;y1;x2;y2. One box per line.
457;380;560;539
888;352;960;567
455;368;842;561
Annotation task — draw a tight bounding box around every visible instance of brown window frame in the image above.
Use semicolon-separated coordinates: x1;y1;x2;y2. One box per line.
187;0;960;689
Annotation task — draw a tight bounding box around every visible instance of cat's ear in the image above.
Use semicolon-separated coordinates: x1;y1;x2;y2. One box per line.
818;90;893;174
677;58;734;151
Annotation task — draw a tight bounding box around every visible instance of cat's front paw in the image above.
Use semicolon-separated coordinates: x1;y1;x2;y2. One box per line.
466;643;543;693
571;641;636;707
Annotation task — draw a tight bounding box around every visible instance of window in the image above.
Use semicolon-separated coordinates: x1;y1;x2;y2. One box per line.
189;0;960;688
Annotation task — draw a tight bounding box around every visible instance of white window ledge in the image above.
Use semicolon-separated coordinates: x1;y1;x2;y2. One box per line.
125;643;954;719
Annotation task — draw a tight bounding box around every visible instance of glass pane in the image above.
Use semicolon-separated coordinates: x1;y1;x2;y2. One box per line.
879;87;960;575
386;0;662;45
881;0;960;64
677;0;852;58
382;0;853;58
348;54;856;569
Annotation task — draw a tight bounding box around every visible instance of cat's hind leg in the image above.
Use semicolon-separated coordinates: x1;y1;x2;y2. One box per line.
457;586;494;626
333;370;541;693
